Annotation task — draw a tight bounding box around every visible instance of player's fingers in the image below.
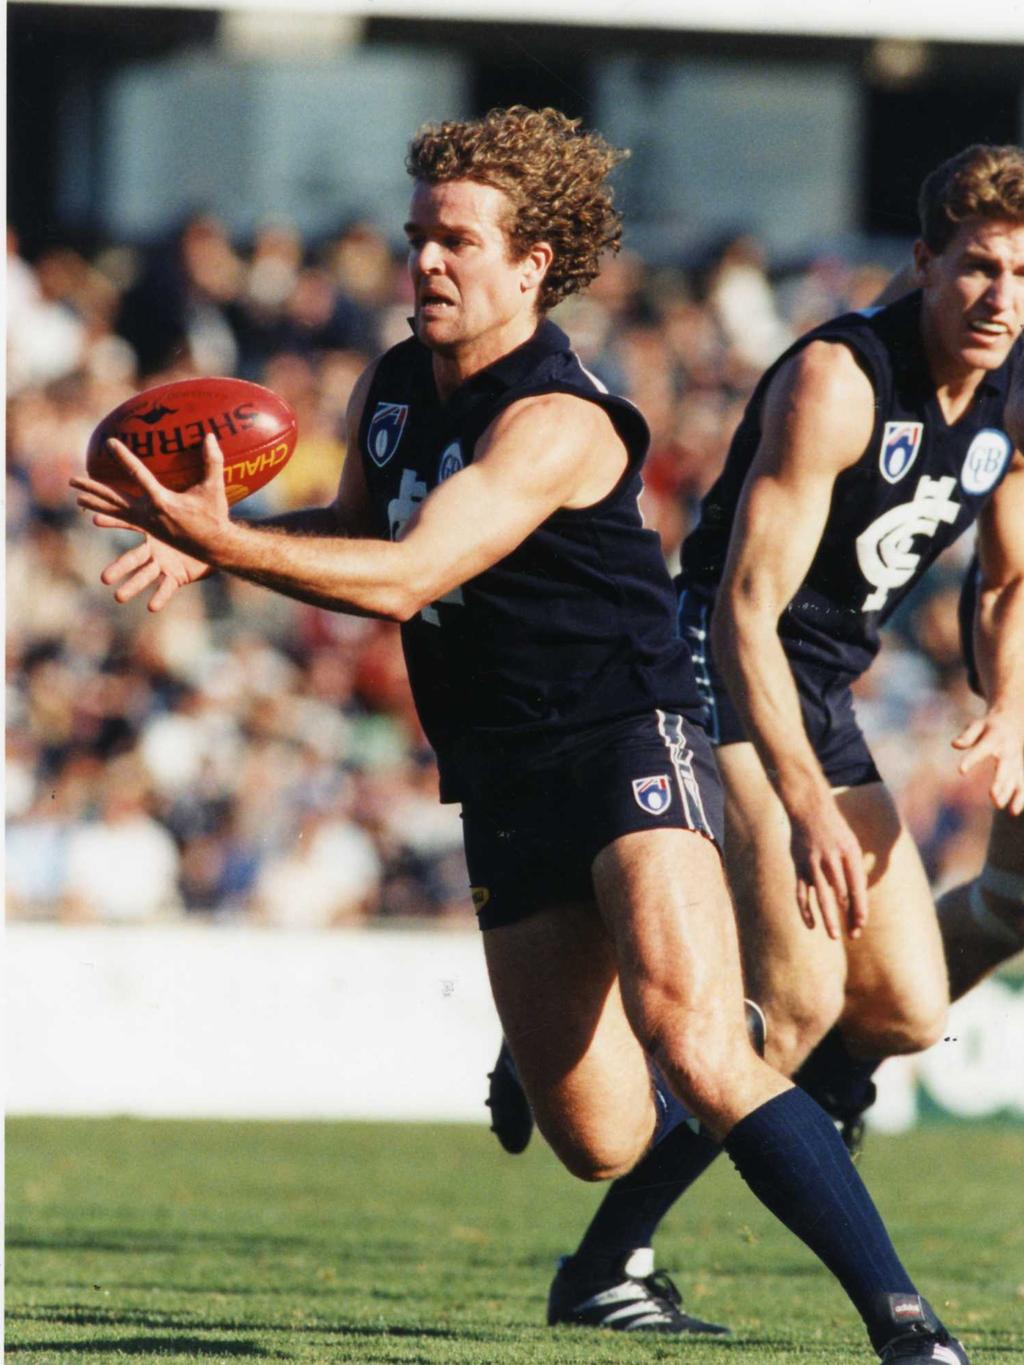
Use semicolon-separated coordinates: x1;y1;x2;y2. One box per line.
76;489;129;518
114;559;162;604
990;752;1024;809
795;877;815;930
990;756;1010;809
958;737;996;776
107;438;166;499
100;541;153;585
843;850;870;937
202;433;226;483
94;514;142;533
148;574;180;613
812;866;842;941
69;474;132;508
951;718;985;751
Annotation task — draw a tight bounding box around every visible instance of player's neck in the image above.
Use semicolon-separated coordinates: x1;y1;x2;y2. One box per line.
431;315;541;401
928;369;987;425
919;323;988;424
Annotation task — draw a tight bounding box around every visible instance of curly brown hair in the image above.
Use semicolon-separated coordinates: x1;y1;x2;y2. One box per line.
919;143;1024;252
406;105;629;313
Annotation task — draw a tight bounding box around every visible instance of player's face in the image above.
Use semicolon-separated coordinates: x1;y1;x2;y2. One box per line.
405;179;548;374
916;218;1024;380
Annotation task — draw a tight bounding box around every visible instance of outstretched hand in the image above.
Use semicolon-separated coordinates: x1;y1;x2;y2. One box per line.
71;434;231;608
98;531;212;612
72;433;232;549
953;709;1024;815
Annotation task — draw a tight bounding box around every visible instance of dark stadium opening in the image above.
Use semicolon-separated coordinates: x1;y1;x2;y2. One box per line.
864;81;1023;237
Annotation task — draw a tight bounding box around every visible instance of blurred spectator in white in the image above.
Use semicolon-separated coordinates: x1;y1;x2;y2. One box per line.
705;231;793;371
252;791;381;928
6;798;71;919
7;228;86;393
138;685;243;801
61;758;182;922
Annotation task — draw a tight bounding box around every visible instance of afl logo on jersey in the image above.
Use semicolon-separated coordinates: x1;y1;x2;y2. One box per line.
438;441;464;482
878;421;924;484
961;428;1012;495
632;776;673;815
367;402;409;468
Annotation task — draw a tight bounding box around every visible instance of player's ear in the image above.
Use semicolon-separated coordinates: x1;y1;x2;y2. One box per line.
911;238;933;284
520;241;553;294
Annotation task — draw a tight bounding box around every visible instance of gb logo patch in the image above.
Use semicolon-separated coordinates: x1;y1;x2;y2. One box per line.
367;402;409;468
878;421;924;484
632;776;672;815
961;428;1011;495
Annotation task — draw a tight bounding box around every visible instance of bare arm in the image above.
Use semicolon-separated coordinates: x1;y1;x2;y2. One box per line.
74;389;628;621
711;341;876;938
954;450;1024;814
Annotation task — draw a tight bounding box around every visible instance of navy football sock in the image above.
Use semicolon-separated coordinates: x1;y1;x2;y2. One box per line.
795;1028;881;1119
724;1087;916;1351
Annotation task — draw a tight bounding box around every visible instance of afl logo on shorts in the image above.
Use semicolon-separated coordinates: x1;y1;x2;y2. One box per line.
878;421;924;484
960;428;1011;495
632;776;673;815
367;402;409;468
438;441;464;482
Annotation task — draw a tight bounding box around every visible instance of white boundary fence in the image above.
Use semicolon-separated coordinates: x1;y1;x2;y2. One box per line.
6;924;1023;1129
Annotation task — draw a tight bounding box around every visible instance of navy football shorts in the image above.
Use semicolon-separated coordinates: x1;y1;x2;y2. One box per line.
677;589;881;790
459;710;725;931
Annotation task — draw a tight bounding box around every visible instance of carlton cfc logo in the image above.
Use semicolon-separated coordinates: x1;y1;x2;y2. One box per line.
367;402;409;468
878;421;924;484
632;776;672;815
438;441;464;481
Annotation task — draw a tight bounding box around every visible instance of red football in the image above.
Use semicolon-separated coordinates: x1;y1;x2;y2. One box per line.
86;376;298;506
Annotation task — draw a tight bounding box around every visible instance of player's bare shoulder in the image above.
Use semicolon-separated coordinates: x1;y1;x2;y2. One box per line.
478;391;629;508
761;339;877;477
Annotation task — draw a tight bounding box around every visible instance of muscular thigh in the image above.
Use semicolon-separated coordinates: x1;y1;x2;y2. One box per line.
717;747;947;1065
837;781;948;1048
482;902;654;1177
718;744;848;1065
592;825;787;1132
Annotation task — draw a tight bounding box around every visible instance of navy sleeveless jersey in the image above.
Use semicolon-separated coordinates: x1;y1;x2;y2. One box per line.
680;292;1020;678
359;320;704;799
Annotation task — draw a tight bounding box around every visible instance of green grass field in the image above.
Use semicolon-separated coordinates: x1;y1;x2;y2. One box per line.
5;1119;1024;1363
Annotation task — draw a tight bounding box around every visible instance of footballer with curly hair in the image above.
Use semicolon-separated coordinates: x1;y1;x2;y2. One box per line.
74;107;970;1363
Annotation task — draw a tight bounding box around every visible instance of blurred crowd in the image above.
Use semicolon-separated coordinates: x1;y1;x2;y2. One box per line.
6;215;992;927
